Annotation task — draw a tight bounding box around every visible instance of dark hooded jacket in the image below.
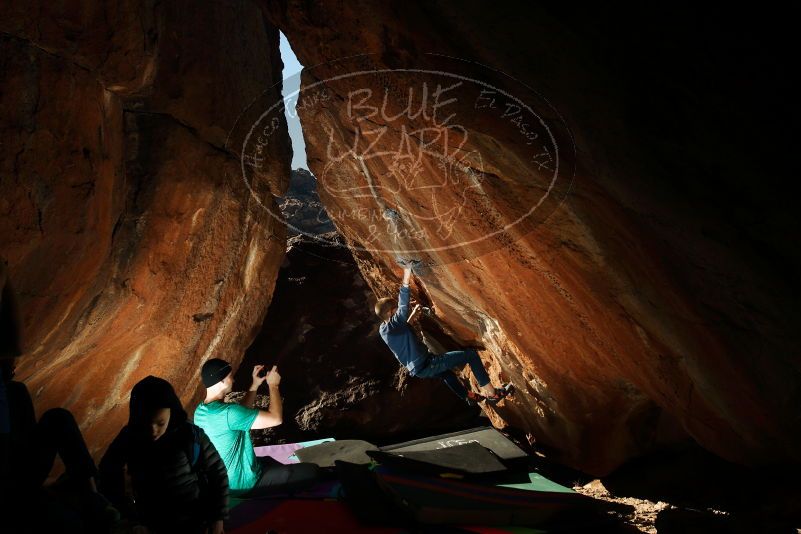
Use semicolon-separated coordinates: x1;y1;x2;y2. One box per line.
99;376;228;527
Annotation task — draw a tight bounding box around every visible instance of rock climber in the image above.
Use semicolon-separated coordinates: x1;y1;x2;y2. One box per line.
375;265;511;405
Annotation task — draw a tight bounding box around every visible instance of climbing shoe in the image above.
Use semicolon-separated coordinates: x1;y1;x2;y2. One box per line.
466;391;485;407
484;383;514;405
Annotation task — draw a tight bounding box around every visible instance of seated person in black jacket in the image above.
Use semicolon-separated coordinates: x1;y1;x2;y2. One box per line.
100;376;228;534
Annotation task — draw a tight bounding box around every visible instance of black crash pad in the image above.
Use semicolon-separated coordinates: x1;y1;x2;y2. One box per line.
380;426;527;461
368;441;507;475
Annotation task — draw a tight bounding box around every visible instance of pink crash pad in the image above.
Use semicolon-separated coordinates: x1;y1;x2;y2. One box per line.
254;438;334;464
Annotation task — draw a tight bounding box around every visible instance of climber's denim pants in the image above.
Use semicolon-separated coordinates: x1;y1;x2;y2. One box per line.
415;349;491;400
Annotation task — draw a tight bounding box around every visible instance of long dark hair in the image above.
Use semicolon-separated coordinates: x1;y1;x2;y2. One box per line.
128;376;188;435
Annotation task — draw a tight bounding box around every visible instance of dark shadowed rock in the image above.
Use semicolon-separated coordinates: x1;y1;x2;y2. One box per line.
236;233;480;445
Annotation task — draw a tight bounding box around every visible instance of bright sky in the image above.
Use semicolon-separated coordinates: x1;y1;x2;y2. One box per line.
280;32;308;170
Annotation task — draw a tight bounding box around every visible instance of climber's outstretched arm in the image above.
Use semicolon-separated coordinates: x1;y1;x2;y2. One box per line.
387;268;413;329
402;266;412;286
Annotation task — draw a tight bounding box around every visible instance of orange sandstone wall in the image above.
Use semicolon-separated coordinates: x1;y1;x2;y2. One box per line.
0;1;290;456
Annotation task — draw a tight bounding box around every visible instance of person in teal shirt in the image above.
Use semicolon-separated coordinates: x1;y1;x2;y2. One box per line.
194;359;319;495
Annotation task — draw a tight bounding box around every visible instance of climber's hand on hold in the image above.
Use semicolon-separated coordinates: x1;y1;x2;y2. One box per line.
402;267;412;286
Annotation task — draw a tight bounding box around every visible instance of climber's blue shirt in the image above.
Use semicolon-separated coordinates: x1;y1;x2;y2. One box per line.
379;285;430;375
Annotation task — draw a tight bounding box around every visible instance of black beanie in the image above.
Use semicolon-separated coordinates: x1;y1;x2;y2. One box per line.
201;358;232;387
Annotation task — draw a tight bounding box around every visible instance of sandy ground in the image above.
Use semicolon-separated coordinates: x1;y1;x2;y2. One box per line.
574;478;741;534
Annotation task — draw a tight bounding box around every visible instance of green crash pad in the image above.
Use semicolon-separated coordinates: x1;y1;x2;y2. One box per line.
498;472;575;494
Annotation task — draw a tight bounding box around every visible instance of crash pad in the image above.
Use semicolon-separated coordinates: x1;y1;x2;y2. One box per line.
227;471;553;533
294;439;377;467
368;442;507;475
497;472;575;494
253;437;335;464
380;427;527;461
374;470;587;526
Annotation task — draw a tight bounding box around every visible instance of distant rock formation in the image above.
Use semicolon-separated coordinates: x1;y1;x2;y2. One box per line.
279;169;336;237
